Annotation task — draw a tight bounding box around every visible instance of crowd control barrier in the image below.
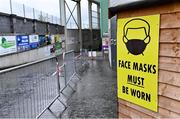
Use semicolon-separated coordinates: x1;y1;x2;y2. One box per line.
0;50;89;118
0;57;57;118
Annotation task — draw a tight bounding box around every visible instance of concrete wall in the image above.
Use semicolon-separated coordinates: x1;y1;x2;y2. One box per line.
0;14;11;33
66;29;101;52
0;12;100;52
0;45;54;69
0;29;101;69
0;13;64;34
0;12;101;68
66;29;80;52
49;23;57;34
82;29;101;50
15;17;34;34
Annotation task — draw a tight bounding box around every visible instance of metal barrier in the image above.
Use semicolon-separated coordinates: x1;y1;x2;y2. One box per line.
37;50;86;118
0;57;58;118
75;49;89;73
0;50;89;118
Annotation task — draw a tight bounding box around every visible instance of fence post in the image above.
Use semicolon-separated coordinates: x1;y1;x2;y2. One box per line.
40;11;42;21
55;17;57;24
56;57;61;95
46;13;48;22
23;4;25;18
33;19;37;33
10;0;13;14
10;14;16;33
33;8;35;19
64;63;67;85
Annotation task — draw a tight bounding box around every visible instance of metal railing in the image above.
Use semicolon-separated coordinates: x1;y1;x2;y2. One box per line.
0;49;89;118
37;50;89;118
0;0;60;25
0;57;57;118
75;49;89;73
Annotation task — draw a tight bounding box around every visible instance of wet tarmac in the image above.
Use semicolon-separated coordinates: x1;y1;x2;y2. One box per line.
61;59;117;118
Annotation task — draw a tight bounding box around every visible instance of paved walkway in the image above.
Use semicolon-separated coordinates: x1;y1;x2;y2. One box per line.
62;59;117;118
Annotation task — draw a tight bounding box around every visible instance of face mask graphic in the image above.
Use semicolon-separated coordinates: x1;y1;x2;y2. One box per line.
123;19;151;56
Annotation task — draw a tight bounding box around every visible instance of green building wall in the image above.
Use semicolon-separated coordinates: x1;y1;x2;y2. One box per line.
100;0;109;37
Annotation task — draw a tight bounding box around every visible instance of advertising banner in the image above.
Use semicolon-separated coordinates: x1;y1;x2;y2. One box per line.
39;35;46;47
102;37;110;53
45;35;52;45
38;35;52;47
60;34;65;49
54;41;62;56
50;35;55;44
16;35;30;52
60;34;65;42
54;34;61;42
0;36;17;55
117;15;160;112
29;35;39;49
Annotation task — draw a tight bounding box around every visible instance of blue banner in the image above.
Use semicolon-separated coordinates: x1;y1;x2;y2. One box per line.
39;35;46;47
39;35;52;47
16;35;30;52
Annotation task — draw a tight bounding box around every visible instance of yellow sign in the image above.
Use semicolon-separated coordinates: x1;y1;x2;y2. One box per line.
117;14;160;112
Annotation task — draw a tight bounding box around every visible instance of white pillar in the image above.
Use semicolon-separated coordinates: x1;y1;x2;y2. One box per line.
77;0;82;50
59;0;67;51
